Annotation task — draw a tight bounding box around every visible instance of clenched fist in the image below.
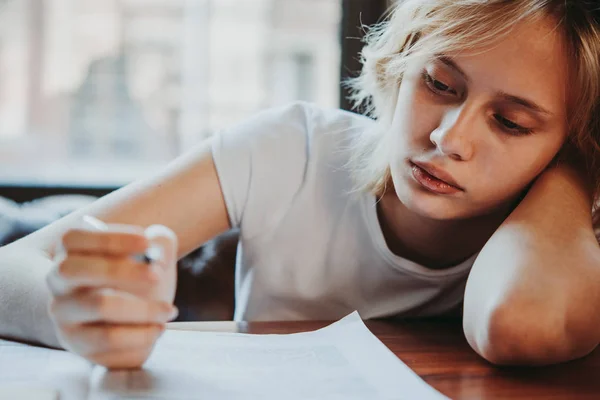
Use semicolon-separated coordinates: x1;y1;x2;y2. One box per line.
46;217;179;369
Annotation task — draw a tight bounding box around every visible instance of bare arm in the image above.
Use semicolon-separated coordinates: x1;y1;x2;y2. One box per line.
0;139;230;347
463;162;600;365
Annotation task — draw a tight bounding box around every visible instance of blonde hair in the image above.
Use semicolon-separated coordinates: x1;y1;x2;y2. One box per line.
347;0;600;230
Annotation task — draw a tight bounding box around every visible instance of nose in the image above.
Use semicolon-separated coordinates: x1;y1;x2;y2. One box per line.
429;106;475;161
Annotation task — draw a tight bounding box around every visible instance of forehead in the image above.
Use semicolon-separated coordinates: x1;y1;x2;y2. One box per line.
445;17;569;115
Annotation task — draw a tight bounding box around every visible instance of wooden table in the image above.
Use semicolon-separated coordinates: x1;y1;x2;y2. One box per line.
168;318;600;400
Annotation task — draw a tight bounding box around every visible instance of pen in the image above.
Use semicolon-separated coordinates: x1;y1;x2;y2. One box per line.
82;215;108;231
81;215;160;264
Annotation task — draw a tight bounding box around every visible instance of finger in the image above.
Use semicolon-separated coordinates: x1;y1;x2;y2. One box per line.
145;225;178;271
62;229;148;256
50;289;178;325
88;347;159;370
47;254;158;296
61;323;165;357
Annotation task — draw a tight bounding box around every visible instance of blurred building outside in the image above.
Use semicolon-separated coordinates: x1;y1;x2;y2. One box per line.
0;0;341;186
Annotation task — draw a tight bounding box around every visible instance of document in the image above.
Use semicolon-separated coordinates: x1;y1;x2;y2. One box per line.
0;312;448;399
90;312;448;400
0;338;91;400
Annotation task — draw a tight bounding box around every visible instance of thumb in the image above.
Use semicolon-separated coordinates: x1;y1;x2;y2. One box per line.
144;224;178;302
144;224;178;268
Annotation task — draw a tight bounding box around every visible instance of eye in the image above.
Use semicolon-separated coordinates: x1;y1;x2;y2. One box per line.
493;114;533;136
422;71;458;97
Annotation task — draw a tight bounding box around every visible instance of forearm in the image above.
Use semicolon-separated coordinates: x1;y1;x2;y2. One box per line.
464;164;600;365
0;244;61;348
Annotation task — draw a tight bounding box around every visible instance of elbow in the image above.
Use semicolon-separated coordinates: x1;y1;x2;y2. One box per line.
465;304;599;366
472;307;551;366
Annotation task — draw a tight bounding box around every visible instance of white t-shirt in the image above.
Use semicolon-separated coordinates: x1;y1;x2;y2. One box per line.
211;102;478;321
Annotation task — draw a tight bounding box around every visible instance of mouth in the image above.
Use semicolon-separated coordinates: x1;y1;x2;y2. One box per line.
410;161;464;195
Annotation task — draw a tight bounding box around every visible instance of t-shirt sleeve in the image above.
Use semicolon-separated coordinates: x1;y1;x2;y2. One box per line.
211;102;314;239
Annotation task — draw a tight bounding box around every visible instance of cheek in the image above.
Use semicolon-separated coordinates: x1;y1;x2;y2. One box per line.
388;82;438;150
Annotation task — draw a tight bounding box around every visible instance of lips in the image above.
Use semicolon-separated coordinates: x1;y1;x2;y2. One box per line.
411;161;464;191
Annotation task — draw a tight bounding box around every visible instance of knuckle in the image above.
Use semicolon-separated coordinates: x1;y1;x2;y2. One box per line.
157;302;172;317
154;301;169;314
96;326;113;346
97;233;114;250
106;257;130;279
92;292;113;319
60;230;77;247
131;265;154;284
145;303;163;321
96;256;113;275
104;326;125;348
115;256;133;273
126;235;148;254
139;301;157;323
56;258;75;279
143;325;161;344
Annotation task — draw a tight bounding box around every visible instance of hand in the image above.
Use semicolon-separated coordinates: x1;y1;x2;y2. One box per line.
46;220;179;369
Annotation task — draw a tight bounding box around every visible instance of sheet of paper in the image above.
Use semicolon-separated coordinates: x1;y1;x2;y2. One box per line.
89;312;448;400
0;338;92;400
0;385;59;400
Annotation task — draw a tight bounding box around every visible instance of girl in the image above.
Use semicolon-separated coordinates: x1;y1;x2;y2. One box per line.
1;0;599;369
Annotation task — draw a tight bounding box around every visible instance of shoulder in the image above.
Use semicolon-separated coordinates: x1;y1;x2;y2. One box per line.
257;101;375;185
223;101;372;145
213;101;374;181
256;101;375;168
211;102;373;238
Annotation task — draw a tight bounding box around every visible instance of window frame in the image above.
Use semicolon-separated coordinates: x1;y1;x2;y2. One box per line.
339;0;388;111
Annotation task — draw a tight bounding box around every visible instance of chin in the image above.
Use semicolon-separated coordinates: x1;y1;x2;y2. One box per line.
391;175;470;221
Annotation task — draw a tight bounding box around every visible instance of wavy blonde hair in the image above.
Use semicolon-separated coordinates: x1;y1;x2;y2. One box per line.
347;0;600;231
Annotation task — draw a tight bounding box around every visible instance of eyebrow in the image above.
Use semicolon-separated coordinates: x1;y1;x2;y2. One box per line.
437;55;554;117
497;92;554;117
438;56;469;81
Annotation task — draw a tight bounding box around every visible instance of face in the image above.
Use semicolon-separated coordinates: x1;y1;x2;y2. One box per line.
387;17;570;220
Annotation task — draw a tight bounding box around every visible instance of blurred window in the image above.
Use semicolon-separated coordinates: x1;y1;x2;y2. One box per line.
0;0;341;186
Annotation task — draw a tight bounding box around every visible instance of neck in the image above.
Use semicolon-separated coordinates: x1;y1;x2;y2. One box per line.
377;191;513;269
